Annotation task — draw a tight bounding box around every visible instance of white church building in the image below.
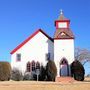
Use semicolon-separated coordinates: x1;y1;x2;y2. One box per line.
10;11;74;77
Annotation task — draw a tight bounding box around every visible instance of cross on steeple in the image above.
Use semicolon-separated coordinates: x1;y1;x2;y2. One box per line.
58;9;67;20
60;9;63;15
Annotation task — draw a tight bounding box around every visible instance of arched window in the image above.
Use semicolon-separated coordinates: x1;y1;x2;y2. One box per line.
31;61;35;71
60;58;68;65
27;62;31;72
36;62;40;69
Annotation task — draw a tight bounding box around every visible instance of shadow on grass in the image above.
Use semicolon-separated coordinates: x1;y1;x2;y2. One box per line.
83;80;90;82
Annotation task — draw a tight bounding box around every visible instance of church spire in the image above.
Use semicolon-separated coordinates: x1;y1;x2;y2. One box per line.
58;10;67;20
54;11;74;39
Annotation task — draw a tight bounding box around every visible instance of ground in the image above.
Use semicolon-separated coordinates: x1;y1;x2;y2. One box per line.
0;77;90;90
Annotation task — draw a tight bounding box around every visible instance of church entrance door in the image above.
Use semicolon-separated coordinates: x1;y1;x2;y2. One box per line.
60;58;69;76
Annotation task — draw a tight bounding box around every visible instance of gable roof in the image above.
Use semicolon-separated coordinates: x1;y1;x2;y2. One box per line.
10;29;53;54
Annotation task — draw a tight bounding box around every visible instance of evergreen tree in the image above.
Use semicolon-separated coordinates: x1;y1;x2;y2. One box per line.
46;60;57;81
71;60;85;81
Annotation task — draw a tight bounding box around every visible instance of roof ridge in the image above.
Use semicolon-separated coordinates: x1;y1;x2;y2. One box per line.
10;29;53;54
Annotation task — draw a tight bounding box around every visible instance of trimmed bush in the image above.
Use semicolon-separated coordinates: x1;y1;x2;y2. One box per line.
46;60;57;81
0;62;11;81
71;60;85;81
11;68;23;81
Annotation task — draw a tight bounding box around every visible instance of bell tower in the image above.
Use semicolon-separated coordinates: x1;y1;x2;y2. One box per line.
54;10;74;77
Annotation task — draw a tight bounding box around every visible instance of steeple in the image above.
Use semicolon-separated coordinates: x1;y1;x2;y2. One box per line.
54;11;74;39
54;11;75;77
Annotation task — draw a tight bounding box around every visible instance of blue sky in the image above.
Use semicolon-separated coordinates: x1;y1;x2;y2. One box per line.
0;0;90;65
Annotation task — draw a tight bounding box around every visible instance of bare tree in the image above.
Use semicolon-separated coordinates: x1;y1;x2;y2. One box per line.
75;47;90;65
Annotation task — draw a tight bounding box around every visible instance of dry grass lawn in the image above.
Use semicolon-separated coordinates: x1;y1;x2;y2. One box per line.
0;77;90;90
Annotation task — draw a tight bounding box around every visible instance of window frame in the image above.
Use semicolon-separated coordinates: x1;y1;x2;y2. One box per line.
16;53;21;61
27;62;31;72
36;62;40;70
31;61;36;71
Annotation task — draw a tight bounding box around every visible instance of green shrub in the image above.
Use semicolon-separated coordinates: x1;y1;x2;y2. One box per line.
0;62;11;81
71;60;85;81
46;60;57;81
11;68;23;81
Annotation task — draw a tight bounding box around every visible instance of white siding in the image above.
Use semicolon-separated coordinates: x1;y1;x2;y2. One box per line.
11;32;54;73
54;39;74;77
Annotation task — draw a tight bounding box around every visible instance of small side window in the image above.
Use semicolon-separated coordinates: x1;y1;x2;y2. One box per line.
16;54;21;61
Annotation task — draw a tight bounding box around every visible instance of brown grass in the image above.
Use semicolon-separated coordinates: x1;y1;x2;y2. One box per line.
0;77;90;90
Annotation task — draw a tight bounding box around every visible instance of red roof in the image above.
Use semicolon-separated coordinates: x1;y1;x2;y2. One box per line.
10;29;53;54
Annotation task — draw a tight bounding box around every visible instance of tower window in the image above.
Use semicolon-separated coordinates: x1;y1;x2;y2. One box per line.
16;54;21;61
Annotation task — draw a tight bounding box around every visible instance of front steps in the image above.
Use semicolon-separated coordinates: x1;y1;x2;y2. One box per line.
55;77;75;82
